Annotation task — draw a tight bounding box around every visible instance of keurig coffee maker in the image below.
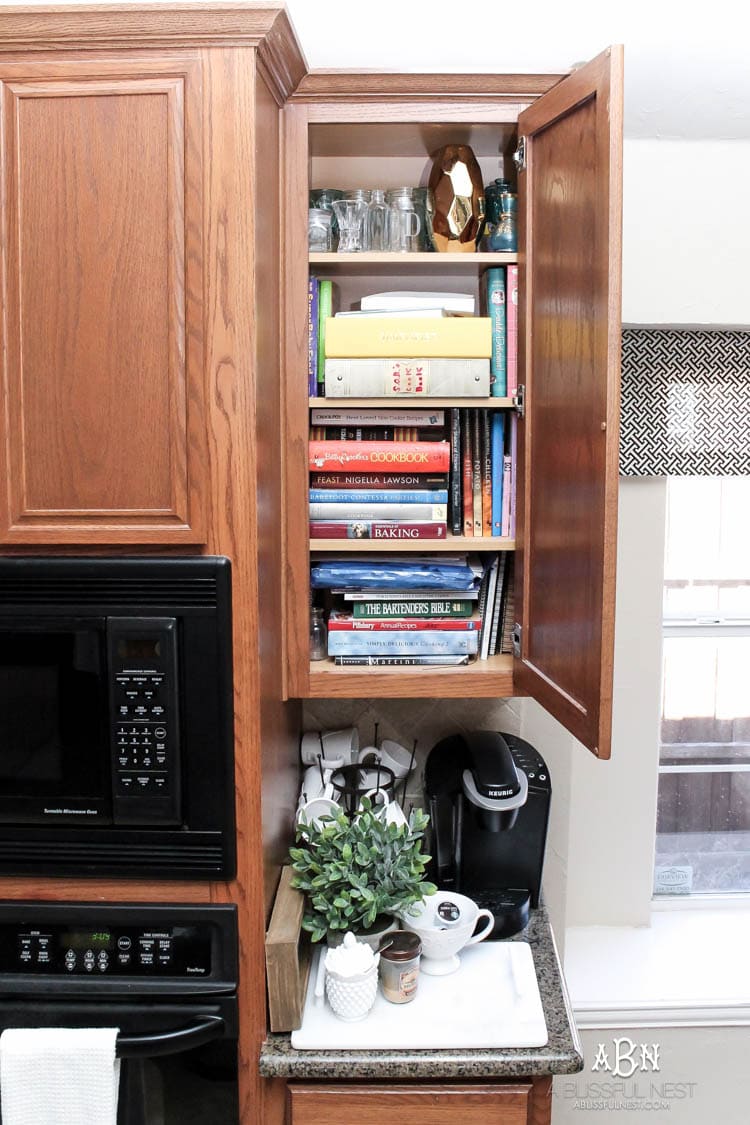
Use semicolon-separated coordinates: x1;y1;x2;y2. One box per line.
424;731;551;937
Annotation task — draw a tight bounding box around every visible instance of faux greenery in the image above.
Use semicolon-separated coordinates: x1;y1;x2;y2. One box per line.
289;799;437;942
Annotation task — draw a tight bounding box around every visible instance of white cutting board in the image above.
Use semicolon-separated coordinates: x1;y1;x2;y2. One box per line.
291;940;548;1050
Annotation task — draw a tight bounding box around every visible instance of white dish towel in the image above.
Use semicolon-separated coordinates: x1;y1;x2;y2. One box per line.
0;1026;120;1125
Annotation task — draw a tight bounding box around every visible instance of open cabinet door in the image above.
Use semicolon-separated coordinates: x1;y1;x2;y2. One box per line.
514;46;623;759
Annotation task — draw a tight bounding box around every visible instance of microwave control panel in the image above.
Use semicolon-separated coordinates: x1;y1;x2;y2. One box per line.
108;617;181;826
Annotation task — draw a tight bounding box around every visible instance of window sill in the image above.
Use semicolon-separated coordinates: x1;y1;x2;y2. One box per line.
563;907;750;1028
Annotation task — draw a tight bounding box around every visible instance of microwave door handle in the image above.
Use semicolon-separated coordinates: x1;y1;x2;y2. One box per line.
116;1015;225;1059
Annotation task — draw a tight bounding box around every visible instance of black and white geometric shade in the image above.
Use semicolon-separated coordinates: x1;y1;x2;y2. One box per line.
620;329;750;475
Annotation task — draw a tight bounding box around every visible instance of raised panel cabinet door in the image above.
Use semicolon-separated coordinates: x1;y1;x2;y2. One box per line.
288;1083;533;1125
0;58;206;543
514;46;623;759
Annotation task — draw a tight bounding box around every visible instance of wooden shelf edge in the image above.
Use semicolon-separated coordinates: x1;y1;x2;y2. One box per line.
310;537;515;553
309;252;518;265
306;654;515;698
309;397;515;408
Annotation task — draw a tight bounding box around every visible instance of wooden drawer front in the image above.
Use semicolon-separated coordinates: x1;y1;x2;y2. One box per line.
0;57;206;544
288;1082;532;1125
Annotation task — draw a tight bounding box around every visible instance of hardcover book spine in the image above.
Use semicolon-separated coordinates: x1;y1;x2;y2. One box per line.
334;655;471;666
327;631;479;655
310;472;448;489
309;522;448;540
506;265;518;396
309;502;447;521
501;454;512;537
324;358;490;398
308;489;448;505
491;412;505;536
310;408;445;427
481;409;492;536
486;267;507;397
352;599;474;619
317;279;334;388
450;408;463;536
471;410;482;537
308;276;319;397
327;617;479;631
324;316;492;359
462;408;474;536
308;440;450;473
509;412;518;539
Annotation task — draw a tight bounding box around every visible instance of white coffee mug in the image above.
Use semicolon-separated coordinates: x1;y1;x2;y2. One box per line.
358;739;413;779
399;891;495;976
296;796;339;832
301;728;359;767
300;765;336;803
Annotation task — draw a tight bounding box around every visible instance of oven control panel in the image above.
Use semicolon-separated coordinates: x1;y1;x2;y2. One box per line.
0;923;212;977
108;617;181;827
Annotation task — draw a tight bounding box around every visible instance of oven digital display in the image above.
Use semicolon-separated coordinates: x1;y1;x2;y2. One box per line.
61;931;114;951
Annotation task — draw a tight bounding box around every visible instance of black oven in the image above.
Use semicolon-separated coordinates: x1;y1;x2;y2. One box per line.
0;558;235;879
0;902;239;1125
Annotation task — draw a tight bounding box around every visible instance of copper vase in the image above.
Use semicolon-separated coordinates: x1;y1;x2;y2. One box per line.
426;144;485;253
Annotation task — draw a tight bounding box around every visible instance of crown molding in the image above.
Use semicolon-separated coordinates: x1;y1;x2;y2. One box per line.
290;70;565;103
0;1;305;75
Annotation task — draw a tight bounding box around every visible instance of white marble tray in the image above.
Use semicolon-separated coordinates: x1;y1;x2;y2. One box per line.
291;940;548;1051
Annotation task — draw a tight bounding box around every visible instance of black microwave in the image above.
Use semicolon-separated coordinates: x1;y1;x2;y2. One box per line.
0;557;235;879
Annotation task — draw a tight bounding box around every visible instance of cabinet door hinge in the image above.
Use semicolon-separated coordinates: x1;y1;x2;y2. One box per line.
514;384;525;417
512;622;522;658
513;136;527;173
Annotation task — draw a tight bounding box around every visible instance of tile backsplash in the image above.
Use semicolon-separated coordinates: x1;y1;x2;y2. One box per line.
302;697;523;807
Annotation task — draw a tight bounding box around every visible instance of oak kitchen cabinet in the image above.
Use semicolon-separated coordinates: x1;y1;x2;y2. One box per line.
282;50;622;758
0;6;306;1124
286;1081;546;1125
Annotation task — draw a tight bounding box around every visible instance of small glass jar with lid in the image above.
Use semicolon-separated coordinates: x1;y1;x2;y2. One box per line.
378;930;422;1004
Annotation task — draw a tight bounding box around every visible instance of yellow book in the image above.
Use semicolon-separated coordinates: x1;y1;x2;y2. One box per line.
324;316;492;359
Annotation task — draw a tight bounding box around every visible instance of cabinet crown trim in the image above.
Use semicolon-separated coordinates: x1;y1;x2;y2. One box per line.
291;70;567;102
0;2;307;93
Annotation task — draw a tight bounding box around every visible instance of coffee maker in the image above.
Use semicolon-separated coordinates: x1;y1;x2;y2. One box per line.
424;731;551;937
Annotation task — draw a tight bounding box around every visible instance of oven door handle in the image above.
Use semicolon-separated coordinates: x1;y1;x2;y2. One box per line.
116;1015;225;1058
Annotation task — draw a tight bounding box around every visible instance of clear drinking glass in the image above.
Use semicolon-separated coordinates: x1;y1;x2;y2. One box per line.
308;208;333;252
331;198;368;253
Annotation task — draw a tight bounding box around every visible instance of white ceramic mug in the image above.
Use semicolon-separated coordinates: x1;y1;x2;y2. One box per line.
399;891;495;975
296;796;339;832
358;739;413;779
300;765;336;803
300;728;359;767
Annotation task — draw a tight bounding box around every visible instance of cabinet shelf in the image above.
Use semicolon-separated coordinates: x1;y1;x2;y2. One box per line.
309;252;517;272
307;653;514;699
310;537;514;553
310;397;514;409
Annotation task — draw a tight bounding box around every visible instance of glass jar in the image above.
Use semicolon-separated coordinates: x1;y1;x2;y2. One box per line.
378;930;422;1004
486;191;518;252
308;208;333;252
309;189;344;247
310;607;328;661
366;189;389;252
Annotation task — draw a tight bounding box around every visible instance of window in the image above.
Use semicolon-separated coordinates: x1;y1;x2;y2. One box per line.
654;477;750;896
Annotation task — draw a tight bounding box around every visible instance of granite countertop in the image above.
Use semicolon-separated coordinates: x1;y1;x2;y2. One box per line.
259;906;584;1080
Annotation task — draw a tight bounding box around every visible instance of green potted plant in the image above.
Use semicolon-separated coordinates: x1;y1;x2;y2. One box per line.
289;800;437;944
